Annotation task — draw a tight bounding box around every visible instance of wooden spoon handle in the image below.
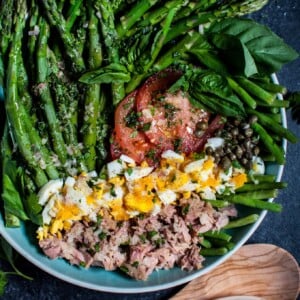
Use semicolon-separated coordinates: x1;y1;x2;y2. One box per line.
171;244;300;300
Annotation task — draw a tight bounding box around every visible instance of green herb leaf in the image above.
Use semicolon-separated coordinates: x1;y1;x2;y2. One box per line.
0;271;8;296
208;18;299;76
79;63;131;84
2;174;29;222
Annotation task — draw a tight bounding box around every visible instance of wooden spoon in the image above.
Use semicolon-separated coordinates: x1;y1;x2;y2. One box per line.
171;244;299;300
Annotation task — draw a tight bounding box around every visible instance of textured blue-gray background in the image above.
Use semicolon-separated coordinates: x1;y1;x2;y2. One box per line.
1;1;299;299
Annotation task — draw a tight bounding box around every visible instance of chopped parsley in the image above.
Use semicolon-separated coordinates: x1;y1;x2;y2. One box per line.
119;266;129;273
147;230;158;238
173;138;182;151
132;261;139;268
141;122;151;132
98;232;107;240
125;111;140;128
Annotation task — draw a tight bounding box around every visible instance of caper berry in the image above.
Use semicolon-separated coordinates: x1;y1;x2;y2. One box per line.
231;128;239;136
241;157;248;166
205;146;214;155
195;129;204;138
249;115;258;124
196;121;208;131
221;156;231;170
244;128;253;138
233;119;241;126
235;145;243;158
229;153;236;161
253;146;260;156
237;134;245;141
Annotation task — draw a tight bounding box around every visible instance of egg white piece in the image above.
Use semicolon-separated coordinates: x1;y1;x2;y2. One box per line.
205;137;224;150
124;166;154;181
200;187;216;200
184;159;205;173
219;167;233;182
252;156;265;174
38;179;64;205
120;154;136;166
161;150;184;162
42;194;59;225
101;185;125;202
107;159;125;179
157;189;177;205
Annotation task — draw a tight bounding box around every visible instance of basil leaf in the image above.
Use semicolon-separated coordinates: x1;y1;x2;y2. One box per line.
23;194;43;226
2;174;29;222
79;63;131;84
209;33;258;77
0;271;8;296
208;18;299;76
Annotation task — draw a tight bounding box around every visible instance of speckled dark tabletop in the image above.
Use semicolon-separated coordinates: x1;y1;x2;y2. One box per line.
1;1;299;299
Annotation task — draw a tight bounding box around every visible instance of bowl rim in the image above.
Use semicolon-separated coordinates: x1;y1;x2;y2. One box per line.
0;74;287;293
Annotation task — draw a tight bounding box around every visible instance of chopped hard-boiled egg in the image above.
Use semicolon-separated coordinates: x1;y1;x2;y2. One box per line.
37;149;248;240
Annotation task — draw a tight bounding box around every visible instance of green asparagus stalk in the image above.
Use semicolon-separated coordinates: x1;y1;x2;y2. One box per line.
126;30;200;93
5;0;48;188
227;77;257;109
66;0;84;31
95;0;125;105
200;247;228;256
36;18;68;165
251;122;286;164
0;0;14;55
236;182;287;192
116;0;159;38
41;0;85;73
165;0;269;44
224;214;259;229
127;0;185;33
235;76;276;105
247;108;298;143
173;0;219;21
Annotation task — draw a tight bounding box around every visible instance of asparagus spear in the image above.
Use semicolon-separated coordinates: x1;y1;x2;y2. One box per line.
65;0;84;32
5;0;48;188
36;18;68;165
116;0;159;38
165;0;269;44
95;0;125;104
81;5;103;171
41;0;85;73
224;214;259;229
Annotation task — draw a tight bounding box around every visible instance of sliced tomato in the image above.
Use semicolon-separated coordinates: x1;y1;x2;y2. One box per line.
113;91;159;164
136;69;210;154
111;70;223;166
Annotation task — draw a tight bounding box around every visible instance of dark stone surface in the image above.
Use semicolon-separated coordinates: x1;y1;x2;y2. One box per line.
1;1;299;299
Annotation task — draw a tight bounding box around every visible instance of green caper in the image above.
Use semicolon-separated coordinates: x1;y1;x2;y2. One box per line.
237;134;245;141
196;121;208;131
241;157;248;166
244;127;253;138
241;122;249;130
215;147;224;156
229;153;236;161
195;129;204;138
249;115;258;124
231;128;239;136
235;145;243;158
233;119;241;126
221;156;231;170
205;146;214;155
253;146;260;156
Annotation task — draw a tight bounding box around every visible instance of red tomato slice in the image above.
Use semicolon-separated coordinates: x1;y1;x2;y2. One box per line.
136;69;210;154
113;91;159;164
111;70;224;166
